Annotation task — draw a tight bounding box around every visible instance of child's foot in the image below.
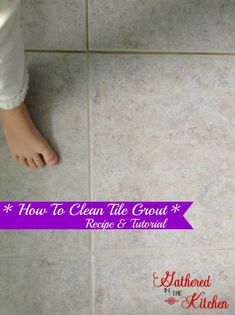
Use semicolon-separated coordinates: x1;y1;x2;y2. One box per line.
0;102;58;169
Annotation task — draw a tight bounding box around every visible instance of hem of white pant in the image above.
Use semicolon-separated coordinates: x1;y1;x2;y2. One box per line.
0;69;29;110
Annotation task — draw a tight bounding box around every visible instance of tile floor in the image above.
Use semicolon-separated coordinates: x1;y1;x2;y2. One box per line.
0;0;235;314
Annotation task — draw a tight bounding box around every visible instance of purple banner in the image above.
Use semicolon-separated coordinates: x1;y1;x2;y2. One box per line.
0;202;193;230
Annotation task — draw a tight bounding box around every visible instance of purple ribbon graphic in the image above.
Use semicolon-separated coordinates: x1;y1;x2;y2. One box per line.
0;202;193;230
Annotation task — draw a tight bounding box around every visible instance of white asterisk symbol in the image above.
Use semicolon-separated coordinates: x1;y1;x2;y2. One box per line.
3;203;13;213
171;203;181;213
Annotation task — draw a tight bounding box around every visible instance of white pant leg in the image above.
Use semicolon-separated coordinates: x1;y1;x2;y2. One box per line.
0;0;28;110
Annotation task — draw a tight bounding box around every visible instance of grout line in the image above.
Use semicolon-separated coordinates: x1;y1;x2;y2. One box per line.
87;51;94;315
87;53;95;315
86;0;90;51
0;247;233;259
86;5;92;201
91;247;235;256
85;0;95;313
87;51;95;315
0;251;90;259
89;50;235;56
25;49;235;56
25;49;86;53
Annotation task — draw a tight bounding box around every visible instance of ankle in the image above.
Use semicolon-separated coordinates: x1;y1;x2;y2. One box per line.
0;102;25;117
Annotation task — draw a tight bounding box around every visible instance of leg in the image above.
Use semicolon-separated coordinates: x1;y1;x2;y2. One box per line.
0;0;58;168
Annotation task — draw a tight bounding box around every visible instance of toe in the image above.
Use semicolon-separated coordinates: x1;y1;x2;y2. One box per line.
27;157;38;169
41;146;58;166
33;154;45;169
18;156;29;168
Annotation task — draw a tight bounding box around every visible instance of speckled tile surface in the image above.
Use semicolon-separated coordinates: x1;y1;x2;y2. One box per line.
91;54;235;249
21;0;86;49
89;0;235;51
0;53;89;201
0;255;90;315
0;230;89;256
94;250;235;315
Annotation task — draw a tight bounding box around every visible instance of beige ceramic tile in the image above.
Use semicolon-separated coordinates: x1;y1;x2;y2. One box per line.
90;0;235;51
0;254;90;315
21;0;86;49
0;230;89;256
95;250;235;315
91;54;235;249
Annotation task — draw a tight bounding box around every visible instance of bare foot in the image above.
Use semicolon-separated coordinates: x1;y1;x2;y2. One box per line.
0;102;58;169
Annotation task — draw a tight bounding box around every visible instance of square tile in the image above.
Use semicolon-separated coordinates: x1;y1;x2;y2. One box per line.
0;230;89;256
0;254;90;315
95;250;235;315
91;54;235;249
90;0;235;51
0;53;89;200
21;0;86;50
